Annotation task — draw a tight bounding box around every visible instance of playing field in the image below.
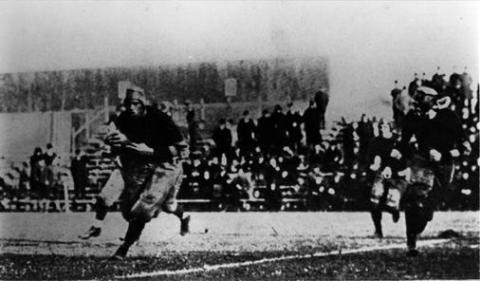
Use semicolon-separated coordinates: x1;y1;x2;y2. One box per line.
0;211;478;280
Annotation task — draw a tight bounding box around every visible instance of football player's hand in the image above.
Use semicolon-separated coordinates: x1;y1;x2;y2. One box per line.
449;149;460;158
429;149;442;162
105;131;128;147
390;149;402;160
381;166;392;179
125;142;154;155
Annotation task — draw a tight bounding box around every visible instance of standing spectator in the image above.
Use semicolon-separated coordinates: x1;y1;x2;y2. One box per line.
271;105;288;151
314;90;329;129
256;109;274;153
43;143;57;201
342;123;355;170
309;144;324;169
44;143;57;166
236;110;256;157
18;162;30;199
393;87;410;130
391;81;402;126
29;147;44;198
303;100;322;148
185;100;198;149
357;114;374;169
285;102;303;151
408;73;421;97
431;67;447;95
71;149;89;199
212;119;232;161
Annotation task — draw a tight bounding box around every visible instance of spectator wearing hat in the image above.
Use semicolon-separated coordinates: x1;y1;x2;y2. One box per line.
285;102;303;152
391;81;402;126
237;110;256;158
212;119;232;161
71;149;89;199
408;73;421;97
256;109;275;153
302;100;322;148
29;147;44;199
185;100;198;149
271;105;288;150
314;90;329;129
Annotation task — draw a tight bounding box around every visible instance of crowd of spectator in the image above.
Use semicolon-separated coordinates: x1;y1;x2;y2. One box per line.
0;69;478;212
175;69;479;211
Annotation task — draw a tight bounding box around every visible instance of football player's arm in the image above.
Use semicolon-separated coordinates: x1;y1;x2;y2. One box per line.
399;114;415;159
152;115;190;160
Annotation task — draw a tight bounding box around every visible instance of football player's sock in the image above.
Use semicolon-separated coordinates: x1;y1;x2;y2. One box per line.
94;199;108;221
172;205;186;220
123;220;146;248
370;209;383;235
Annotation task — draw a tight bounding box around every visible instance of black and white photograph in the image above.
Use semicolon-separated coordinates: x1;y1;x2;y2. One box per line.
0;1;478;280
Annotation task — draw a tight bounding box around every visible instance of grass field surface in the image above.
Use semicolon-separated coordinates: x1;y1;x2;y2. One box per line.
0;211;478;280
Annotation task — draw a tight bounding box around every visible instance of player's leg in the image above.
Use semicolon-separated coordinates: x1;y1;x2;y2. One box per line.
370;207;383;238
129;163;190;236
369;176;384;237
384;179;406;223
110;168;156;260
161;164;190;235
404;182;432;257
78;198;108;239
79;169;124;239
111;219;147;260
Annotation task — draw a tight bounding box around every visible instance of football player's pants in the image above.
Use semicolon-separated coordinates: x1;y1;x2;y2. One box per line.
97;162;183;222
404;155;455;248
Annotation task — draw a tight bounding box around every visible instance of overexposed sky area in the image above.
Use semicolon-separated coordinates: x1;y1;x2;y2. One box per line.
0;1;478;114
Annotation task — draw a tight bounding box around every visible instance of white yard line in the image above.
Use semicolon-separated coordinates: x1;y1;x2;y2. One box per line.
117;239;450;279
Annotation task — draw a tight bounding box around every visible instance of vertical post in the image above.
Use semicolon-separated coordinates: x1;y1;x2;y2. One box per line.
104;95;109;123
200;98;205;120
50;111;55;144
85;111;90;140
71;122;75;155
63;181;71;213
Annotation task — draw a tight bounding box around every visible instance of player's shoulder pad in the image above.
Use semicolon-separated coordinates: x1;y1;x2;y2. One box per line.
146;106;172;121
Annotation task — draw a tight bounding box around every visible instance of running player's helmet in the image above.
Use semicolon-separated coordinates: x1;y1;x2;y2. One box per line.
412;86;438;113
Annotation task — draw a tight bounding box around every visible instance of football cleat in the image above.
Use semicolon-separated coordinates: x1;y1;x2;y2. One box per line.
180;215;191;236
108;245;129;261
78;226;101;240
